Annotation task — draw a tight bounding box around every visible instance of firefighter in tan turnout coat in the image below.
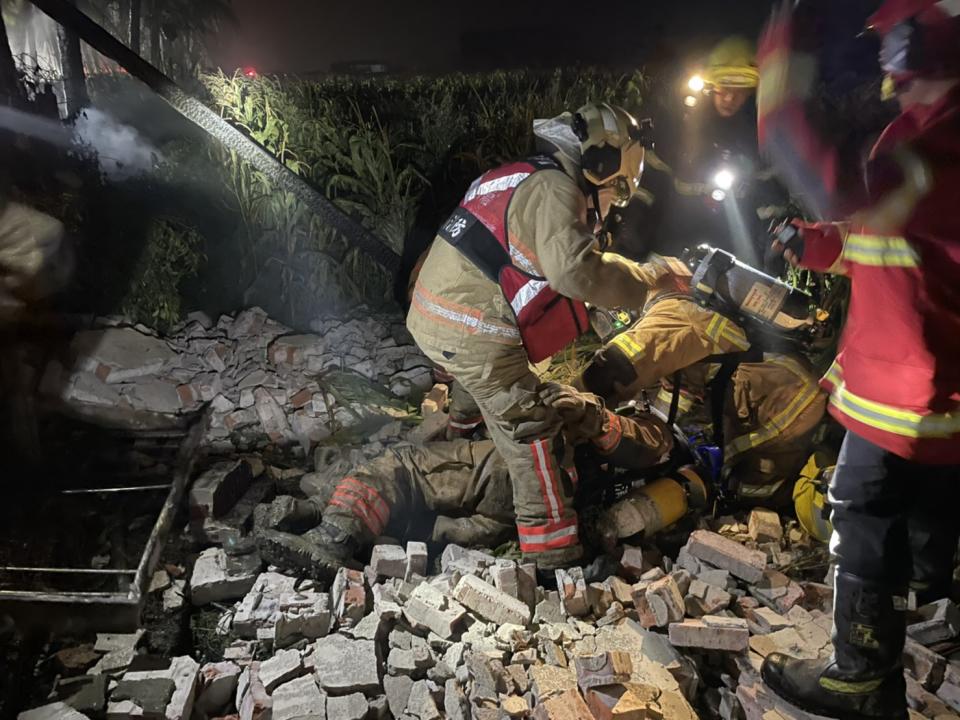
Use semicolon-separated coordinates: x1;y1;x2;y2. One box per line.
579;268;826;506
405;103;664;568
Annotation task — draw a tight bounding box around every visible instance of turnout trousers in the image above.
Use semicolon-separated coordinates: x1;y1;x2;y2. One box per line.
830;430;960;606
410;335;581;565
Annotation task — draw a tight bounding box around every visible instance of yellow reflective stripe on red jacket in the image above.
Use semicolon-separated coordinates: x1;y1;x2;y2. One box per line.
842;234;919;268
824;361;960;439
411;284;519;343
725;354;821;462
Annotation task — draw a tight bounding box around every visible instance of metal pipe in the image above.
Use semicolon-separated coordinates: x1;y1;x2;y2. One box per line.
0;566;136;574
130;409;208;604
61;484;172;494
0;590;137;599
26;0;401;273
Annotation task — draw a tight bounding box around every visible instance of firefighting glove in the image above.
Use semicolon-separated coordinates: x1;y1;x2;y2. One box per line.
539;382;588;424
767;219;805;273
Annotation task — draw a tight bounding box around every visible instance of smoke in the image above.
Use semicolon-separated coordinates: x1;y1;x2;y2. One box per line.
0;105;162;181
72;107;163;180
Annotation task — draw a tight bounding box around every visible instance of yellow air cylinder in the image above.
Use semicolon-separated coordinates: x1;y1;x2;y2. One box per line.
603;465;709;540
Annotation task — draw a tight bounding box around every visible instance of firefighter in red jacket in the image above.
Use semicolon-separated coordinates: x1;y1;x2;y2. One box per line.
757;2;960;718
406;104;665;570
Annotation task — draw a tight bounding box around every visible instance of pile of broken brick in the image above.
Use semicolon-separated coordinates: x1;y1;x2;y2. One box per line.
20;505;960;720
34;306;432;455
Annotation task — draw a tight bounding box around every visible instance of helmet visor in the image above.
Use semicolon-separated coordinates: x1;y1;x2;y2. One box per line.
609;143;645;207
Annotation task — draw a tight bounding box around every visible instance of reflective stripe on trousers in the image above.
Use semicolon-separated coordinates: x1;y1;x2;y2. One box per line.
517;518;578;552
327;477;390;536
725;354;822;462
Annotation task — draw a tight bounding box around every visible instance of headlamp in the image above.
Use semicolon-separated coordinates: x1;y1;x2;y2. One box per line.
714;168;736;191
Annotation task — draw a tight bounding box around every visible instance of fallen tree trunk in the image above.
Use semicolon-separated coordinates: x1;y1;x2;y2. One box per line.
27;0;401;273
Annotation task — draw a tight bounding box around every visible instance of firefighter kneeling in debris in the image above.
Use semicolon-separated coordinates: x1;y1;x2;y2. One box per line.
255;384;709;579
579;248;827;507
406;103;667;570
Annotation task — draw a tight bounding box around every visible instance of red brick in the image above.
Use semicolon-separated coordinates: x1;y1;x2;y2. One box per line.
668;616;750;652
686;530;766;584
289;388;312;409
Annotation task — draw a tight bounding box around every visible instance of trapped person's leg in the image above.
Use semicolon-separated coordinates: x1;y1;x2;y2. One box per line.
256;447;418;580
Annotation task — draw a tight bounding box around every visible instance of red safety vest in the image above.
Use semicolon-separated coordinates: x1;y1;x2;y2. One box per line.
438;157;589;363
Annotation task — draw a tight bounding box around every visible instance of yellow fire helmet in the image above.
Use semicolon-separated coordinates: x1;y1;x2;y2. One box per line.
792;452;835;544
704;36;760;89
572;103;647;207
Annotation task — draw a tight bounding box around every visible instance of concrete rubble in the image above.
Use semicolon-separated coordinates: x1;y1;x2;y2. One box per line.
23;498;960;720
15;304;960;719
37;307;433;454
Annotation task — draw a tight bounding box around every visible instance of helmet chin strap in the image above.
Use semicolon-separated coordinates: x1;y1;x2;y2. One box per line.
587;184;604;230
587;184;618;251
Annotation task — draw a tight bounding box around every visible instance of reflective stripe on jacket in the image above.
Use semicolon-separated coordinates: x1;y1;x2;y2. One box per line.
794;92;960;463
437;159;589;362
407;156;666;360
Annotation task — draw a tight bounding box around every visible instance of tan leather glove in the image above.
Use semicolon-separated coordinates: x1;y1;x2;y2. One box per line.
539;382;588;424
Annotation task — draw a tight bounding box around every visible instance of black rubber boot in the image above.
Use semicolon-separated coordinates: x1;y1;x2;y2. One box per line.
761;572;908;720
255;495;322;533
255;522;360;581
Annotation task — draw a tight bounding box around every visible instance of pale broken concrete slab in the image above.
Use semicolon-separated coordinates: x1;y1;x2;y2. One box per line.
272;674;326;720
669;616;750;652
452;574;531;626
121;655;200;720
311;635;381;695
17;703;90;720
403;582;467;640
190;547;258;606
72;327;176;384
686;530;766;584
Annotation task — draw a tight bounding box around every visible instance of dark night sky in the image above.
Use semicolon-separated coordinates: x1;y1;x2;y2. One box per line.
209;0;884;94
211;0;786;74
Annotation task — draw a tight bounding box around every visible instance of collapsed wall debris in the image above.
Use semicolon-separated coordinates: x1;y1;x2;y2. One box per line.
36;307;434;456
22;484;960;720
12;308;960;719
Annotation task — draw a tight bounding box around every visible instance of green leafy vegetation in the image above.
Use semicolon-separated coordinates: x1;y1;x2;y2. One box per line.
200;68;649;312
119;218;205;331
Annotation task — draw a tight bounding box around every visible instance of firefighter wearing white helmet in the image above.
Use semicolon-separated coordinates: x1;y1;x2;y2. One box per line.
405;102;678;570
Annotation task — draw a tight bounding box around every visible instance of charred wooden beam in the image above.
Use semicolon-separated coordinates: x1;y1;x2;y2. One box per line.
27;0;401;272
